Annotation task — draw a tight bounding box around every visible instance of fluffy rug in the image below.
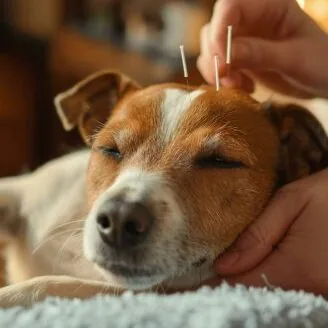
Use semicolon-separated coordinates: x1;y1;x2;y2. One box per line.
0;283;328;327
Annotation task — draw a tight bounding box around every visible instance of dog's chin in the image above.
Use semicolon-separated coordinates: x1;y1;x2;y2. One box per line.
95;264;167;290
92;255;214;291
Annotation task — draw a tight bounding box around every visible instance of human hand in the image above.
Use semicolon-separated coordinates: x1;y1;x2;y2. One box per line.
198;0;328;99
206;169;328;295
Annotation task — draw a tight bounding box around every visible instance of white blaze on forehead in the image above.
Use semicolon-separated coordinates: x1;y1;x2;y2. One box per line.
91;168;181;216
105;168;163;202
161;88;205;141
88;167;184;228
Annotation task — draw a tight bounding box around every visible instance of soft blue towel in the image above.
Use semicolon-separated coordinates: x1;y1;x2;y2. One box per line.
1;283;328;327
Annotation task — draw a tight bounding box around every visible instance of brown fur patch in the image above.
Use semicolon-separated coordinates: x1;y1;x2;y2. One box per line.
87;85;279;257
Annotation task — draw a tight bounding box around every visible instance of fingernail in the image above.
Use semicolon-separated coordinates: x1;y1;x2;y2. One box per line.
235;230;258;249
217;251;240;268
221;73;242;88
221;77;237;88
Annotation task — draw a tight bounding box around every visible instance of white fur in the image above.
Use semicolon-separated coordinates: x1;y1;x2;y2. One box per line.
54;87;79;131
96;168;166;205
166;263;216;289
83;167;191;289
161;89;204;142
0;150;106;284
84;168;184;236
2;85;217;291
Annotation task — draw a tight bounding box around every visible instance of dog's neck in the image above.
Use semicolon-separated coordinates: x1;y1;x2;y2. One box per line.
162;262;216;290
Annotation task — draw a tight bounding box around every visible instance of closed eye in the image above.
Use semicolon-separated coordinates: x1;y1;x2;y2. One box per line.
195;155;245;169
97;146;122;160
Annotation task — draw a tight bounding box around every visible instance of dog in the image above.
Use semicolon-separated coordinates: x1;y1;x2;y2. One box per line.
0;70;327;307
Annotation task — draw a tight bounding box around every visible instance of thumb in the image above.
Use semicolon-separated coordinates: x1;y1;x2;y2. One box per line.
231;37;300;73
215;182;310;275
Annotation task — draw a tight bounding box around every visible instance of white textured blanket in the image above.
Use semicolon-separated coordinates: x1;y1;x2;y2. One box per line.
1;284;328;327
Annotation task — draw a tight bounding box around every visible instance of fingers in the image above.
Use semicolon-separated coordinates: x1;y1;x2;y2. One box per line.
197;54;226;86
220;72;255;93
198;0;306;92
198;23;226;84
198;36;292;84
199;0;256;67
231;37;302;73
206;248;314;293
201;36;299;76
206;170;328;294
205;252;285;288
198;3;239;83
199;35;316;97
209;0;242;58
215;180;311;276
200;24;212;60
197;53;255;93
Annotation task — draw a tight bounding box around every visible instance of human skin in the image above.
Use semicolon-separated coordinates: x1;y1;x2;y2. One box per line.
206;169;328;295
198;0;328;294
197;0;328;99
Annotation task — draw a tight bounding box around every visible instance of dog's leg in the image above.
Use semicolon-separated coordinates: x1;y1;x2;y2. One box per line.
0;276;125;308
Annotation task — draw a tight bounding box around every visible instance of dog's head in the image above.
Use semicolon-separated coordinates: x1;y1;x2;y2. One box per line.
55;70;328;290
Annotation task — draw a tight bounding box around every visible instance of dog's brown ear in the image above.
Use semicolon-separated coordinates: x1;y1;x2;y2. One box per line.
54;70;141;144
264;102;328;186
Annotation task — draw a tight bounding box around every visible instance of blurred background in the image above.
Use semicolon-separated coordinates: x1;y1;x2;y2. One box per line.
0;0;327;177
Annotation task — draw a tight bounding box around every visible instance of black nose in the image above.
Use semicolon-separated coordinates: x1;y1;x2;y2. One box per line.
96;199;154;249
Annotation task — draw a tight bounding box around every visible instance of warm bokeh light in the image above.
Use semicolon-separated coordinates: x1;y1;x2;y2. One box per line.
305;0;328;32
296;0;305;9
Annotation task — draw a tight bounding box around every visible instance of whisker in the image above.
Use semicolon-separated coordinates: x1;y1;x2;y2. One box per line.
47;219;85;234
32;229;84;255
52;230;82;274
89;121;106;141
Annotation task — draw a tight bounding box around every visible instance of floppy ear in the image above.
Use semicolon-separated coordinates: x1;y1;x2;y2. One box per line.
264;102;328;186
54;70;141;145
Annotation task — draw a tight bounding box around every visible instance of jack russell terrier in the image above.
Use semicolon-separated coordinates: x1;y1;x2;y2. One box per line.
0;70;327;307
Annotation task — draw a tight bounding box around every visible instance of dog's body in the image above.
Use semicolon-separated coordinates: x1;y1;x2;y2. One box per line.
0;71;327;307
2;149;214;289
1;150;96;283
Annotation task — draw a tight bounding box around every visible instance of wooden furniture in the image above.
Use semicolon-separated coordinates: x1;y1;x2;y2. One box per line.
0;21;47;176
2;0;327;171
0;54;36;176
2;0;210;164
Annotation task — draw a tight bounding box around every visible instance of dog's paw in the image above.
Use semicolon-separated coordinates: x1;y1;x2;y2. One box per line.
0;277;46;308
0;276;122;308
